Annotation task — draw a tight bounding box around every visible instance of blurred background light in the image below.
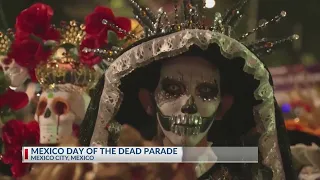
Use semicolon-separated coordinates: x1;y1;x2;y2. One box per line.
282;103;292;113
204;0;215;8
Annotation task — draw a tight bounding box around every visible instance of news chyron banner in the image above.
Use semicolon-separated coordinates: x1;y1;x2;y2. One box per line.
22;147;258;163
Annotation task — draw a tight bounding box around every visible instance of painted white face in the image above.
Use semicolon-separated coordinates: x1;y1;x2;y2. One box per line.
35;90;85;144
155;56;221;146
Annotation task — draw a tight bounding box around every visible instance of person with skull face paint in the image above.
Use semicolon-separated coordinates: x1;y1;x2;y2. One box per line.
80;0;299;179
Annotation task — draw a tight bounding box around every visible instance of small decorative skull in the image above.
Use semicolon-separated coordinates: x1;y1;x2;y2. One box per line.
0;55;29;87
35;88;86;144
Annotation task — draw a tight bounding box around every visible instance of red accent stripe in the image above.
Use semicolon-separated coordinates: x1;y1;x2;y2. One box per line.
25;149;28;159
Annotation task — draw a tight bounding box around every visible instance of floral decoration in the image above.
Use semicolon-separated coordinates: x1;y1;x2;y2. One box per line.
8;3;60;81
2;120;40;177
85;6;131;40
80;6;131;67
0;89;29;111
14;3;58;41
79;36;102;66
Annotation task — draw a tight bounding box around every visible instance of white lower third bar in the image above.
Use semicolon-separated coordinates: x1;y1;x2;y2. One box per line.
22;147;258;163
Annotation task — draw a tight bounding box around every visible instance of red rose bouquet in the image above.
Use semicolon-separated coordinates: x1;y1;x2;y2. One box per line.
8;3;60;82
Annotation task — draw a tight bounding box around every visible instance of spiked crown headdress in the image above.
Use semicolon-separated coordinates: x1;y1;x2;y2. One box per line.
83;0;298;62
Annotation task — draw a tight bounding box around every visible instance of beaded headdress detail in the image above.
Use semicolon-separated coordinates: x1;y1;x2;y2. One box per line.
83;0;299;61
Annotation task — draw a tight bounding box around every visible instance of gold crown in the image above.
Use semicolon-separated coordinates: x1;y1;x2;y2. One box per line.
36;21;99;91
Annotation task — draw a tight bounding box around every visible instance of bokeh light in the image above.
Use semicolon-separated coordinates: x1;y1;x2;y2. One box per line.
204;0;215;8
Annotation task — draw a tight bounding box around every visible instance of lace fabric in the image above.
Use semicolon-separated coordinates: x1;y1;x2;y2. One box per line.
90;29;285;180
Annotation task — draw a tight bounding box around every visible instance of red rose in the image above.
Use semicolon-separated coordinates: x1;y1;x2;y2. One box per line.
85;6;131;40
15;3;57;40
8;39;51;70
80;36;102;66
2;120;26;147
0;89;29;110
2;120;39;177
25;121;40;145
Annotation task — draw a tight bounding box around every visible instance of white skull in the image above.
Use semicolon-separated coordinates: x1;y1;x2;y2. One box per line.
35;90;86;144
0;55;29;87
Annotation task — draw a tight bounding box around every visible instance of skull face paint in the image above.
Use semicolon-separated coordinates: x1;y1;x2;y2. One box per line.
35;90;85;144
154;56;220;146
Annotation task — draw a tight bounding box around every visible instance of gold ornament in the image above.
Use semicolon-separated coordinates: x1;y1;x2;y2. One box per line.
35;20;99;91
0;31;12;55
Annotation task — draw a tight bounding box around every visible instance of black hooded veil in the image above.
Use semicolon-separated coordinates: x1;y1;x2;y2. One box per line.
80;29;296;179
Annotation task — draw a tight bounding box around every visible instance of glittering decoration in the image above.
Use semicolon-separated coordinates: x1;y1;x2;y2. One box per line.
183;0;191;22
127;0;155;32
35;20;99;91
239;11;287;40
59;20;86;46
106;120;122;144
174;0;179;25
101;19;138;40
212;12;224;33
222;0;248;26
248;34;299;57
154;8;165;32
0;30;12;55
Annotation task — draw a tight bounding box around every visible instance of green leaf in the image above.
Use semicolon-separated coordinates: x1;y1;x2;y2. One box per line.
117;39;126;46
108;30;119;45
0;106;16;124
0;71;9;95
1;114;16;124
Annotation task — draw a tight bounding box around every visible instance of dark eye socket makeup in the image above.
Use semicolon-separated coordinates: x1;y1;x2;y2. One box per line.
161;78;186;96
196;82;219;99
